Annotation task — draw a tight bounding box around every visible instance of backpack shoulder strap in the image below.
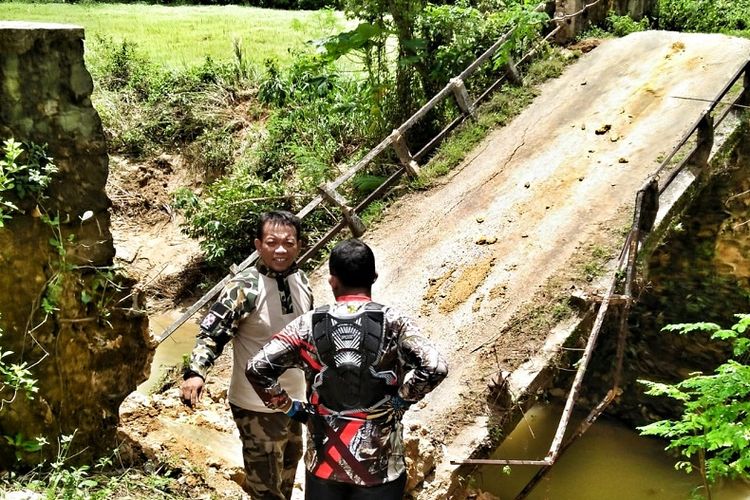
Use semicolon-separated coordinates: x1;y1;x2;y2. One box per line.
312;305;332;364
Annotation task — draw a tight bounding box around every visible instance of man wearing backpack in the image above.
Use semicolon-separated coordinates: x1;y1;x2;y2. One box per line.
246;238;448;499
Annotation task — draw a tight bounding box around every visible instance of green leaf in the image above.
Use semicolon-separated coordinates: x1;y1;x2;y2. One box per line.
711;328;738;341
316;22;384;62
661;322;721;334
641;314;750;485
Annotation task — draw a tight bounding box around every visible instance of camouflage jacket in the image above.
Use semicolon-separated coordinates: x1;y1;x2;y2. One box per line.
187;262;313;411
246;296;448;486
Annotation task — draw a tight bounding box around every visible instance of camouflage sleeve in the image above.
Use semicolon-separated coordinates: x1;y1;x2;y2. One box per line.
245;314;309;411
393;313;449;402
186;272;260;380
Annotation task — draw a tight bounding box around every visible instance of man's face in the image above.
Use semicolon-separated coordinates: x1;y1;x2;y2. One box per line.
255;222;300;273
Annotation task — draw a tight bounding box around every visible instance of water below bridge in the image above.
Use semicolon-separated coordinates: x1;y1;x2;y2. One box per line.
476;404;750;499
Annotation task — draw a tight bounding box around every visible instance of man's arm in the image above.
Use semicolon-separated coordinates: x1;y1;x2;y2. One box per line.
181;274;258;405
245;315;308;413
394;315;449;402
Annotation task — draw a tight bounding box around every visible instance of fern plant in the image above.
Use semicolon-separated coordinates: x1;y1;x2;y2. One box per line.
638;314;750;499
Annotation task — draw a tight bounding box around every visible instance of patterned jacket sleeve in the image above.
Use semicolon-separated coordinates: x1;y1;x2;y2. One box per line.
245;314;308;412
186;272;259;380
393;312;449;402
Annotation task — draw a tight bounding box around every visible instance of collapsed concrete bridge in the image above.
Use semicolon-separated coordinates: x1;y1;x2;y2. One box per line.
121;30;750;499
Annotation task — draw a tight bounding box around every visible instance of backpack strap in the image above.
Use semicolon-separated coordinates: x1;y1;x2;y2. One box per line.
312;305;332;365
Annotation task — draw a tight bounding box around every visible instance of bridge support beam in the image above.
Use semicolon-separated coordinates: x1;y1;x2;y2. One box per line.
688;114;714;168
319;184;367;237
450;78;476;118
739;63;750;107
390;129;421;178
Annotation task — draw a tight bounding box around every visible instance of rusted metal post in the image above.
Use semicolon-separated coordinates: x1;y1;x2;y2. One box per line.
319;184;366;237
691;113;714;167
390;129;421;177
635;178;659;234
739;62;750;107
450;77;476;118
514;389;618;500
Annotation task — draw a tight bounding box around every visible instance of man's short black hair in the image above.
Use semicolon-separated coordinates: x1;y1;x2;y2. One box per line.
329;239;376;289
256;210;302;241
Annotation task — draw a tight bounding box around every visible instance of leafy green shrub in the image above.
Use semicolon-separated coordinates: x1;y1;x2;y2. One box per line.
415;1;548;83
92;37;254;171
258;60;289;107
577;25;613;40
255;55;375;184
92;37;155;99
607;12;650;36
0;324;39;412
417;4;492;86
0;139;57;226
1;432;179;499
184;128;239;181
657;0;750;32
173;165;288;264
639;314;750;494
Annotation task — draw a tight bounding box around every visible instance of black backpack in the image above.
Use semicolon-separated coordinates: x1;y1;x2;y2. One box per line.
311;302;397;411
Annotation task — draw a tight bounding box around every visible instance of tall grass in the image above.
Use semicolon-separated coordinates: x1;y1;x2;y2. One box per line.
1;3;344;69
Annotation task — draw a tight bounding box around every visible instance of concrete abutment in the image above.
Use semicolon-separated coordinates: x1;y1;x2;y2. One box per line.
0;22;152;469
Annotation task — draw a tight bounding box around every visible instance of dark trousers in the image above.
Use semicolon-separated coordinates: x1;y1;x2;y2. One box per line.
304;471;407;500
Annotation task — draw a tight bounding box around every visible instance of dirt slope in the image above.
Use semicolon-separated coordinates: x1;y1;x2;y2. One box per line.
118;31;750;498
109;153;204;310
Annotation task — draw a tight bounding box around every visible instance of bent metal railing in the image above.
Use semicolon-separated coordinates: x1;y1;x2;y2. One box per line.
449;52;750;500
156;2;555;343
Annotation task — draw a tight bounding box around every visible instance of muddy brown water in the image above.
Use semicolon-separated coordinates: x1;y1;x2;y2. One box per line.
137;311;199;394
475;404;750;499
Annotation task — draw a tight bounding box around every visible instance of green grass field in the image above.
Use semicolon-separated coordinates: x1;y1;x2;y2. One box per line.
1;3;344;69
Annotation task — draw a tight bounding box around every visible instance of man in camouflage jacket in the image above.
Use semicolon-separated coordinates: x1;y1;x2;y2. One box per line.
181;211;313;500
246;239;447;499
